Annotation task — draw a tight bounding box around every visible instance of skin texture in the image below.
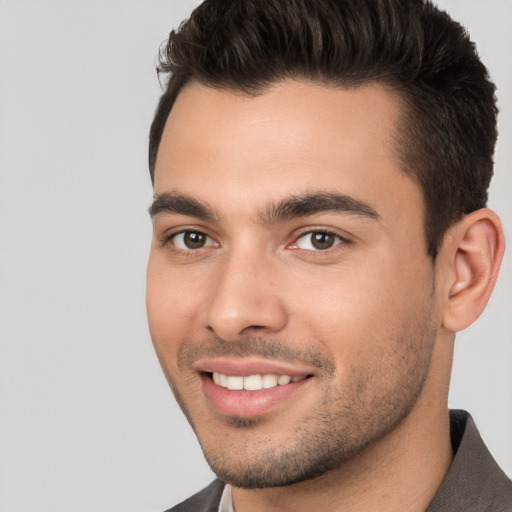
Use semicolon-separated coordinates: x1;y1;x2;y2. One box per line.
146;81;504;511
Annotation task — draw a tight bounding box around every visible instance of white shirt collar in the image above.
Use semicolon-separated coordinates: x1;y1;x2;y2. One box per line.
218;483;234;512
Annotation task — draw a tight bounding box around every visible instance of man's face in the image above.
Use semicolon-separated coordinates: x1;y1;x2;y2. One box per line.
147;81;441;487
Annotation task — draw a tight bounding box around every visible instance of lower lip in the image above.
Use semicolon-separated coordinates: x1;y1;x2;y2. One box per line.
200;374;311;418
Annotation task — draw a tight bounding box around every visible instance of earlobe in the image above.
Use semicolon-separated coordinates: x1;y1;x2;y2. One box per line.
442;208;505;333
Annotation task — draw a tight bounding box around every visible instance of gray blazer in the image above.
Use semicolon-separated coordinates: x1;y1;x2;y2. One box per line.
165;410;512;511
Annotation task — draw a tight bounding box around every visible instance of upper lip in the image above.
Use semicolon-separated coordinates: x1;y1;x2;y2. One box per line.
193;357;315;377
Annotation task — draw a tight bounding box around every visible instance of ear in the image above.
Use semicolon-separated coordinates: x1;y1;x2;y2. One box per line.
441;208;505;333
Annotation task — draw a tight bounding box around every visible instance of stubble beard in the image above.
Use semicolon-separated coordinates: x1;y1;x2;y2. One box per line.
165;308;437;489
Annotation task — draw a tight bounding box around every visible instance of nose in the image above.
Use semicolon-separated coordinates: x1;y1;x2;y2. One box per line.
204;252;288;341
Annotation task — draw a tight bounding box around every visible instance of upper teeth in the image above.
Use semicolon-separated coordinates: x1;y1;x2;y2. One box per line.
212;372;305;391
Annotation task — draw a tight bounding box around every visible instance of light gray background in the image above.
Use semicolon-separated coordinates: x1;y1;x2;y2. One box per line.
0;1;510;511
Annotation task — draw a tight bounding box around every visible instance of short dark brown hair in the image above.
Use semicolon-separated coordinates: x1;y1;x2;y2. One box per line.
149;0;498;259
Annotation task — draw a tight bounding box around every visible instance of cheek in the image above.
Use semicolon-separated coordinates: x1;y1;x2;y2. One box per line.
288;252;433;359
146;256;200;364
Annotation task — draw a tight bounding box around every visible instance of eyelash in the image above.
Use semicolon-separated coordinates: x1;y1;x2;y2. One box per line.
161;229;218;254
291;230;350;252
161;227;351;256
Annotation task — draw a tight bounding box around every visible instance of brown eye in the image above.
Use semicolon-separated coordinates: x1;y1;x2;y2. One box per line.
295;231;342;251
311;232;336;250
184;231;206;249
172;231;216;250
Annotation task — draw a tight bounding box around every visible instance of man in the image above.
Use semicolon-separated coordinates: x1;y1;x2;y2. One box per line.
146;0;512;510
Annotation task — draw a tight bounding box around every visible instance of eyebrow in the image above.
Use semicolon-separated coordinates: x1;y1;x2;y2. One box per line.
260;192;380;224
149;191;379;223
149;193;217;220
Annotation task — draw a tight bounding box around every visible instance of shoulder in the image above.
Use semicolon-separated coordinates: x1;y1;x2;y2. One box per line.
428;410;512;511
164;480;226;512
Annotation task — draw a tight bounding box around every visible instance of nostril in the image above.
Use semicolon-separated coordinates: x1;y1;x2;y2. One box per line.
244;325;266;332
205;295;288;340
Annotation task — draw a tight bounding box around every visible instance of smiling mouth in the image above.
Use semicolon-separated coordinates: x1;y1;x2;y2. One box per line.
207;372;311;391
199;369;314;418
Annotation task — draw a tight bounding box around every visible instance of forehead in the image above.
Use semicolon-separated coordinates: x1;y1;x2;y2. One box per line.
154;80;422;225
